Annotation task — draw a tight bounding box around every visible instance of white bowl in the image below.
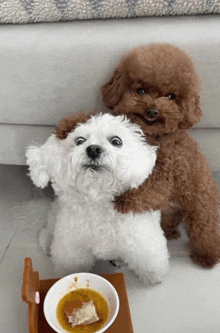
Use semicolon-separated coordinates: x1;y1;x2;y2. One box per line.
44;272;120;333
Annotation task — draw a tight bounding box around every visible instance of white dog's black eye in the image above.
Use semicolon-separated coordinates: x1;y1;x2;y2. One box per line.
110;137;122;147
167;94;176;100
75;137;86;146
137;88;146;95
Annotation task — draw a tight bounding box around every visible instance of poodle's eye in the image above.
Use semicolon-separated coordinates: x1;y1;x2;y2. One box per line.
137;88;146;95
167;94;176;100
75;137;86;146
110;136;122;147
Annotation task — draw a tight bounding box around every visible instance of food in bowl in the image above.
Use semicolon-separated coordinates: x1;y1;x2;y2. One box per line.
64;299;99;326
56;288;109;332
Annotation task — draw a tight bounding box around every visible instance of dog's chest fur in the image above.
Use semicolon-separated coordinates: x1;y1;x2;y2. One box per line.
53;189;121;258
54;173;122;240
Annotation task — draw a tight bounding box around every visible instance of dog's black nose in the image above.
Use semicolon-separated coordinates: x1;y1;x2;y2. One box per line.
86;145;103;160
146;109;159;118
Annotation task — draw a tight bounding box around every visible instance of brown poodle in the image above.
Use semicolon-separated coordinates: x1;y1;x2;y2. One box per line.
101;44;220;268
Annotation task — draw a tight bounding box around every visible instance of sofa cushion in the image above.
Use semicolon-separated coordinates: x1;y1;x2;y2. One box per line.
1;15;220;165
1;15;220;128
1;0;220;24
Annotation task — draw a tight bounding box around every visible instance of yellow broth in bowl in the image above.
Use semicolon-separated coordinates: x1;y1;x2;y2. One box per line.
56;288;109;333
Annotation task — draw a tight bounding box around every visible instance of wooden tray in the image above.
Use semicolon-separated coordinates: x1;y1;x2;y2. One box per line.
22;258;134;333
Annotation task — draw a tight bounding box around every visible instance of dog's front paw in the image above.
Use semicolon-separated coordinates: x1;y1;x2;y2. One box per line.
143;272;164;284
114;192;143;214
190;248;219;268
109;260;124;268
138;265;169;284
114;195;130;213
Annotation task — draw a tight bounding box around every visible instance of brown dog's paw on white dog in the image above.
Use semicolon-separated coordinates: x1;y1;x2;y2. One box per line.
101;43;220;268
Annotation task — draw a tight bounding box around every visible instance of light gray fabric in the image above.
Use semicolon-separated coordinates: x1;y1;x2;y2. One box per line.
0;124;53;165
1;15;220;165
1;0;220;24
1;15;220;127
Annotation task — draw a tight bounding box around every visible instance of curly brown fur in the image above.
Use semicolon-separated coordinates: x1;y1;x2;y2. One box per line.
101;44;220;268
55;111;96;139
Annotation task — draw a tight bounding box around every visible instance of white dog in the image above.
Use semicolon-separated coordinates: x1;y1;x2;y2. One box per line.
26;113;169;283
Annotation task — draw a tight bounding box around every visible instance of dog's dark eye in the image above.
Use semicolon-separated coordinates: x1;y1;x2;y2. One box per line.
110;136;122;147
167;94;176;100
137;88;146;95
75;137;86;146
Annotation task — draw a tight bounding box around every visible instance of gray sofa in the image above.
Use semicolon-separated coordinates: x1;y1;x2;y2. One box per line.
1;2;220;169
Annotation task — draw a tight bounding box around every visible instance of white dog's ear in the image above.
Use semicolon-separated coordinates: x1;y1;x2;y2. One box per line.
26;144;50;188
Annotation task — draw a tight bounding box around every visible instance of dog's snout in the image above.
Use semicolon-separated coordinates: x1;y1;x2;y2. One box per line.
86;145;103;160
146;109;159;118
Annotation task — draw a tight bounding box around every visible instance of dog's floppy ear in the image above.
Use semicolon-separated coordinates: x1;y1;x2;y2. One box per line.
101;69;130;109
179;95;203;129
55;111;96;139
26;144;50;189
26;112;95;188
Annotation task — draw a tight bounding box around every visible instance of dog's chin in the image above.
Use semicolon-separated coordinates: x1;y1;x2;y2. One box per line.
75;167;118;201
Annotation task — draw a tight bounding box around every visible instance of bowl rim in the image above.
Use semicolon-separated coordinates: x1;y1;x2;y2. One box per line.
43;272;120;333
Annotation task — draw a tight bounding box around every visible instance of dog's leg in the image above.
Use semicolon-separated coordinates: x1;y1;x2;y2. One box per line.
51;251;95;277
161;205;185;240
119;211;169;284
178;167;220;268
39;203;56;256
184;207;220;268
50;237;95;277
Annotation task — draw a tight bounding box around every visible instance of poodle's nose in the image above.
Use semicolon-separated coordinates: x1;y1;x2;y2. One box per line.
86;145;103;160
146;109;159;118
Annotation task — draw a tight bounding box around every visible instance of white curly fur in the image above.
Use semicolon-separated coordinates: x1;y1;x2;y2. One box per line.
26;113;169;283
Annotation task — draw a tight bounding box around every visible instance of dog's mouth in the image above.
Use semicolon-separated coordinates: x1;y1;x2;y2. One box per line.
133;113;163;126
83;164;104;172
143;118;157;126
